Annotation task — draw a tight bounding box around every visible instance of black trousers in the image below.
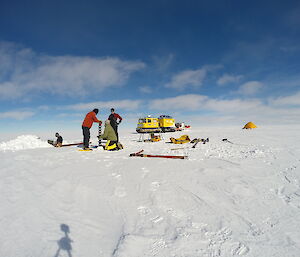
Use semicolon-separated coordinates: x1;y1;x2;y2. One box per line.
82;126;90;148
111;124;119;142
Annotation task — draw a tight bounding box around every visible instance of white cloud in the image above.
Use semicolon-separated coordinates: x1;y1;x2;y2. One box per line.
0;82;24;99
165;65;222;90
165;68;207;90
148;93;300;125
204;98;262;113
0;41;145;99
148;94;262;113
149;94;208;110
0;111;35;120
236;81;263;96
269;91;300;106
217;74;243;86
64;99;142;111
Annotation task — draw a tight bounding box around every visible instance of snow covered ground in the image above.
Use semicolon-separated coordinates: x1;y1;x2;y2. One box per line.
0;126;300;257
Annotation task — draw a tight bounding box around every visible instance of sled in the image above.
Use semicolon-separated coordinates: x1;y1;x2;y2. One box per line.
48;140;83;147
169;135;191;144
170;138;209;150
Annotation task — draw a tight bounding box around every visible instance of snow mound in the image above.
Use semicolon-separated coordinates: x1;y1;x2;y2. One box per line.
0;135;51;151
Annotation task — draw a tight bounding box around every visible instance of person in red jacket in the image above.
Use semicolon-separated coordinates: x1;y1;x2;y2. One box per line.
108;108;122;142
82;109;102;149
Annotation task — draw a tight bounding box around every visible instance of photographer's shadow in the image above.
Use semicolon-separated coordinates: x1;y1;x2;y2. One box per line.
54;224;73;257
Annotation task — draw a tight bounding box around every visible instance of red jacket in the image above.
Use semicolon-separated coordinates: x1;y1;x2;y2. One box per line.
82;111;101;128
112;113;122;121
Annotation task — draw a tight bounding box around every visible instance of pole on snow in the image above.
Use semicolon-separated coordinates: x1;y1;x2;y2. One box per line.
129;150;187;159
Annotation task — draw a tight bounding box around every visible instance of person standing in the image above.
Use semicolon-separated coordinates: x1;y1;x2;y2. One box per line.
82;109;102;149
108;108;122;142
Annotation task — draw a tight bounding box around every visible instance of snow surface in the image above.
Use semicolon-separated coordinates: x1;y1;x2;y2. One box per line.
0;126;300;257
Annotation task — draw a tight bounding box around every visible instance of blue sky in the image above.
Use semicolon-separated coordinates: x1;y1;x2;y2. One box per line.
0;0;300;134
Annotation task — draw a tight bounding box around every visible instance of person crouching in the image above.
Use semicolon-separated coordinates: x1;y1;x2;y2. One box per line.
98;120;123;151
55;133;63;147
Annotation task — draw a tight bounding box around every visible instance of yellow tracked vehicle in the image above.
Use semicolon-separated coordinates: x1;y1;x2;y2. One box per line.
136;115;176;133
136;117;161;133
158;115;176;132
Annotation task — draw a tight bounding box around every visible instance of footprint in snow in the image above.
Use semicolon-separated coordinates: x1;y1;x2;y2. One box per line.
141;167;150;172
111;173;121;179
137;206;151;215
105;162;113;168
150;182;161;191
150;216;164;223
114;187;127;197
232;243;249;255
141;167;150;178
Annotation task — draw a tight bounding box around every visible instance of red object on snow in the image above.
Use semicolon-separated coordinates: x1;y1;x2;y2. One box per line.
129;150;187;159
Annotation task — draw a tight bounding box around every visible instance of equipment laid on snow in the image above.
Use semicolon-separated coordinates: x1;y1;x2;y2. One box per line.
143;133;161;142
151;134;161;142
175;122;191;131
170;138;209;150
61;143;83;147
191;139;201;148
175;122;185;131
136;115;176;133
78;148;93;151
169;135;191;144
222;138;233;144
129;150;187;159
192;138;209;148
48;140;83;147
138;132;164;142
221;138;248;146
170;147;186;150
243;122;257;129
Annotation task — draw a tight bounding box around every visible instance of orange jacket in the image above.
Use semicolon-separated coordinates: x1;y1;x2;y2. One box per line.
82;111;101;128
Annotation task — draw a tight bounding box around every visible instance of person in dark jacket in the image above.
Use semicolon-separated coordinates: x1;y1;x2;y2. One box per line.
108;108;122;142
47;133;63;147
82;109;102;149
55;133;63;147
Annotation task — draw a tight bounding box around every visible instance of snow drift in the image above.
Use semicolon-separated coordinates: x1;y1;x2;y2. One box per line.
0;135;51;151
